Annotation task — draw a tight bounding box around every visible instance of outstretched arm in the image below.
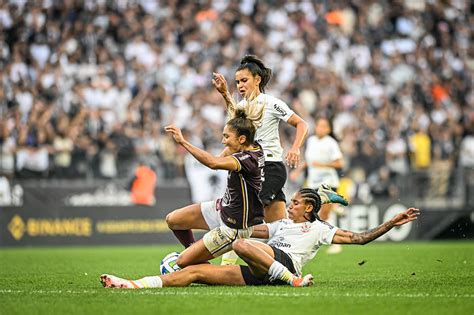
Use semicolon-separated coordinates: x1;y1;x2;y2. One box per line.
286;114;308;169
165;125;238;171
212;72;235;112
332;208;420;245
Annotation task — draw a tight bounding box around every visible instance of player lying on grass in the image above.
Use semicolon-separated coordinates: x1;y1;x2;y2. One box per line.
100;188;420;288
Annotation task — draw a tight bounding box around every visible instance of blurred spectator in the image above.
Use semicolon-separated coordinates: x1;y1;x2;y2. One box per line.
459;128;474;168
129;160;157;206
429;127;455;197
368;166;399;199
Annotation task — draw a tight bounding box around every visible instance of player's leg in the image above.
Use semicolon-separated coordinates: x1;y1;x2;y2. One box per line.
232;239;313;287
318;203;332;221
318;185;344;254
162;264;246;286
100;264;246;289
232;239;275;277
166;202;212;248
176;238;215;268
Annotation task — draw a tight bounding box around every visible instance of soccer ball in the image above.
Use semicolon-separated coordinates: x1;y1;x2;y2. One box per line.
160;252;181;275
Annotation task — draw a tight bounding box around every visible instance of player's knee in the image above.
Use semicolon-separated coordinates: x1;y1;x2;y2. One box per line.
165;210;179;229
175;253;189;268
232;239;248;255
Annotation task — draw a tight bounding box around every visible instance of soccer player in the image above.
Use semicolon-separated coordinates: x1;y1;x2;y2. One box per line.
290;117;345;254
163;107;265;267
100;188;420;289
167;55;309;265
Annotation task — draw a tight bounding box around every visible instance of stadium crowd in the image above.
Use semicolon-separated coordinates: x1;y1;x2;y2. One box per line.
0;0;472;200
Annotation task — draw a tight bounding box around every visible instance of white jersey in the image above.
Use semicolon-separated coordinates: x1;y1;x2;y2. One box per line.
266;219;338;276
238;93;294;162
305;135;342;188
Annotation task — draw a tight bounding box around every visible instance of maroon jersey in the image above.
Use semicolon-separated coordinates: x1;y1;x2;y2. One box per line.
217;145;265;229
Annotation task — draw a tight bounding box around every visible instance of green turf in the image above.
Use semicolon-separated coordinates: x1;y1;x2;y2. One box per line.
0;241;473;315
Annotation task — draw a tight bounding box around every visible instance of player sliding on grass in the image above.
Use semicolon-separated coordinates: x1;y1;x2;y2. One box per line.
100;188;420;288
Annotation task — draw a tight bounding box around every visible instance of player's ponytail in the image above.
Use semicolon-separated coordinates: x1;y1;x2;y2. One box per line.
237;55;272;93
227;89;265;129
298;188;322;222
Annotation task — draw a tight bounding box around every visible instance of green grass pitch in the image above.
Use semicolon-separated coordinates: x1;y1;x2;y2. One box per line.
0;241;473;315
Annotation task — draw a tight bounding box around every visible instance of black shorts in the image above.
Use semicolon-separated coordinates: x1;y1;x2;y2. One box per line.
240;246;296;286
260;162;286;206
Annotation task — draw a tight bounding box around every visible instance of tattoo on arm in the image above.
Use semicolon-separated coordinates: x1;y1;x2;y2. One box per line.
349;221;394;245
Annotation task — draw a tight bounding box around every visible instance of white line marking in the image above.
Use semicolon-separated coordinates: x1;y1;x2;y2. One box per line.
0;289;472;299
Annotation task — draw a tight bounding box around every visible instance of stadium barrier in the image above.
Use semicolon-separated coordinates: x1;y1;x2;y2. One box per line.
0;180;472;247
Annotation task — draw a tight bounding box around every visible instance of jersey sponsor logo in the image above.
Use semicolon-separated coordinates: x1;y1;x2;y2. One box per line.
238;154;250;161
270;237;291;248
273;104;287;116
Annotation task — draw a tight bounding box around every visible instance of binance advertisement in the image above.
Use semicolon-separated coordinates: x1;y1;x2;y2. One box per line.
0;182;191;247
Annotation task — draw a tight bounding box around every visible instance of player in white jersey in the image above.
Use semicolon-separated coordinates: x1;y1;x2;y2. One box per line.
213;55;308;223
290;117;344;253
212;55;308;265
100;187;419;289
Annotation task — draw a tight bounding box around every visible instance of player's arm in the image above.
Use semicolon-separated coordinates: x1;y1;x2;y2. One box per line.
332;208;420;245
212;72;235;112
165;125;239;171
285;113;308;168
250;224;270;239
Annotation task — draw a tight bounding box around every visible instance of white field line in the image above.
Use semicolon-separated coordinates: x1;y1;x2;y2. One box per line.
0;289;472;299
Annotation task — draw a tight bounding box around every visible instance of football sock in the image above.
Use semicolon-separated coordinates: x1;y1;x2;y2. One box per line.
221;250;239;265
267;261;296;285
132;276;163;288
172;229;195;248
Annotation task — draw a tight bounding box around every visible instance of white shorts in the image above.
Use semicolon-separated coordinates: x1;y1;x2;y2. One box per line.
203;224;253;258
201;200;221;230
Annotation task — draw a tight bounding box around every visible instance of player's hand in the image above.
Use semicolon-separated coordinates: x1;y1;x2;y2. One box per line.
285;147;300;169
164;125;184;144
212;72;228;95
392;208;420;226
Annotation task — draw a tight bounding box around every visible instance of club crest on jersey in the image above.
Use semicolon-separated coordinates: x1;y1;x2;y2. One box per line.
301;223;311;233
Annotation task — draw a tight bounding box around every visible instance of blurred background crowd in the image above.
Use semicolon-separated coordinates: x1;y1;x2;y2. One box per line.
0;0;473;202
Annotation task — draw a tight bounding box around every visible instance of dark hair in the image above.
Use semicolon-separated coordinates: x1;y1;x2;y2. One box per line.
237;55;272;93
315;116;337;139
226;108;256;146
298;188;322;222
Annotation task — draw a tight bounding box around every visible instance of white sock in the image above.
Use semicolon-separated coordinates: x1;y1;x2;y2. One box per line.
134;276;163;288
267;261;295;284
221;250;239;265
